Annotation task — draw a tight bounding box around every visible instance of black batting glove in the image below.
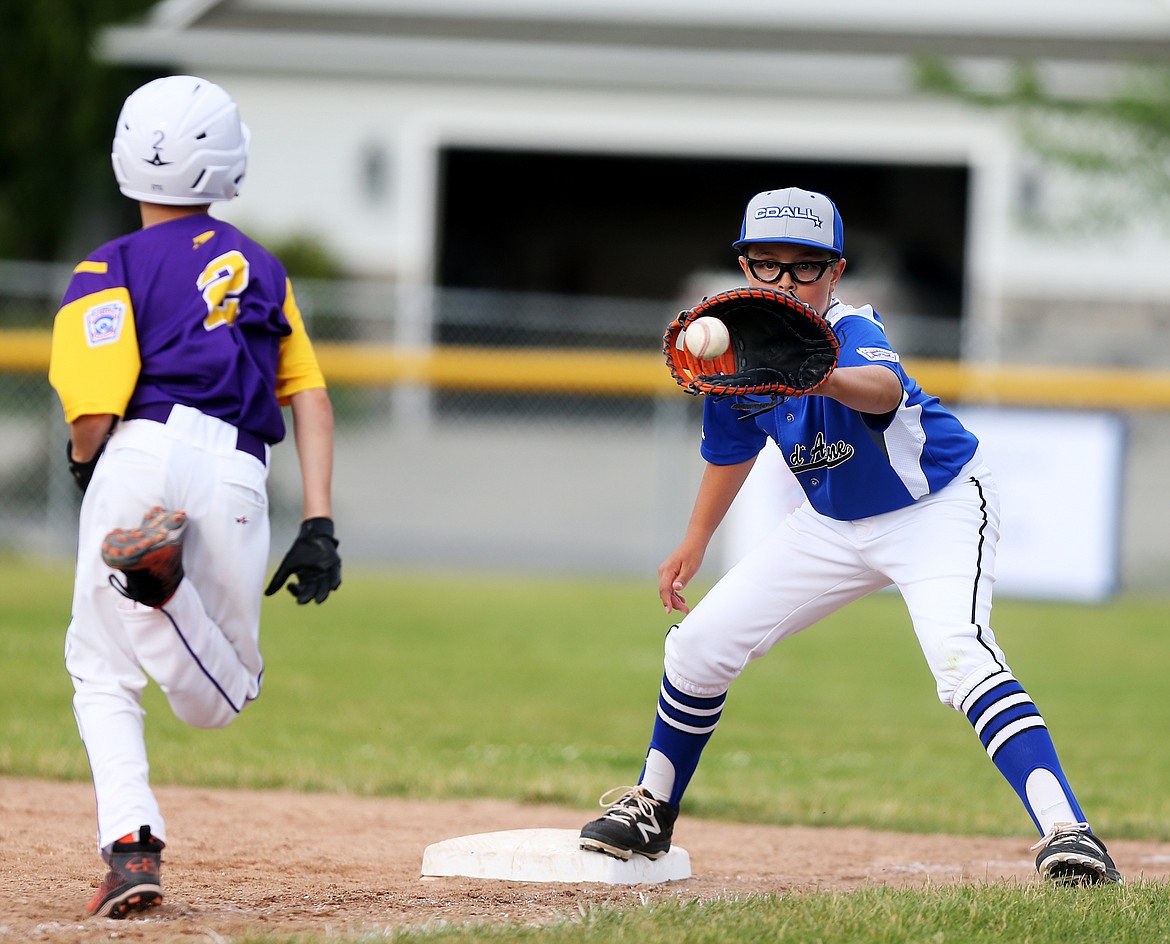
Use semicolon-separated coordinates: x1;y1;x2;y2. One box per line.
265;517;342;604
66;438;104;495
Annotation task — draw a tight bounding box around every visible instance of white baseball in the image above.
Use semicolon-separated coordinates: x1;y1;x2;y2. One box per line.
684;317;730;360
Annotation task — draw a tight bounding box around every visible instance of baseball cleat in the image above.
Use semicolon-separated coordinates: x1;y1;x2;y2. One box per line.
1033;822;1122;885
579;785;677;860
86;825;164;919
103;506;188;608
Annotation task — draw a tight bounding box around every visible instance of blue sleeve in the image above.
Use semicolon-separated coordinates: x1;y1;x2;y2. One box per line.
699;396;768;464
830;311;920;436
833;312;899;369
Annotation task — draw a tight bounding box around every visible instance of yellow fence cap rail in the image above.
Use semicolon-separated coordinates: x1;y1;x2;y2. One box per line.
6;330;1170;410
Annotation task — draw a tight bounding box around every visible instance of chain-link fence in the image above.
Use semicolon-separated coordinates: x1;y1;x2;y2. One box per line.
283;277;707;573
0;263;706;574
6;261;1170;592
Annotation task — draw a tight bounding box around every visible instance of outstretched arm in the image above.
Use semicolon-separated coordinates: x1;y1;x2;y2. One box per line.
814;364;902;414
658;457;756;614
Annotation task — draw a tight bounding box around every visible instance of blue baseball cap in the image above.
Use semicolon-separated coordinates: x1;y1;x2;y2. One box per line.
732;187;844;255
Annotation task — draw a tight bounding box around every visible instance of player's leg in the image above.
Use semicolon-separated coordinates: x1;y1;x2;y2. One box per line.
129;432;268;728
69;429;173;855
67;456;170;917
68;645;168;917
581;505;888;859
97;416;268;728
112;578;263;729
178;445;269;685
68;650;163;850
878;459;1119;884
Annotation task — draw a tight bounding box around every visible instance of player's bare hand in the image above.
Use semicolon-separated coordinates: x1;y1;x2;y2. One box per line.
658;546;703;615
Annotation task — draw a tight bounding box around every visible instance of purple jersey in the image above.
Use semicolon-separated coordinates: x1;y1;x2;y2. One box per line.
51;215;324;444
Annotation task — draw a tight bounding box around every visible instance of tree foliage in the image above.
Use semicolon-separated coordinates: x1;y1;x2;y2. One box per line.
0;0;160;261
914;56;1170;232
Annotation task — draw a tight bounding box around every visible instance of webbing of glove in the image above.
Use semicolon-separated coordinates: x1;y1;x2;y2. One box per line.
663;286;839;399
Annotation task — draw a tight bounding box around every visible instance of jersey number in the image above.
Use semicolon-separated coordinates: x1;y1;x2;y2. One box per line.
198;250;251;330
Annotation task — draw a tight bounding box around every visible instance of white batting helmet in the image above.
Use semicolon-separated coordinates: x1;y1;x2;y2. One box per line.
111;75;250;206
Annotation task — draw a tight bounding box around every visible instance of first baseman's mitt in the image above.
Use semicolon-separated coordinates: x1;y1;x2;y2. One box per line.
663;287;839;412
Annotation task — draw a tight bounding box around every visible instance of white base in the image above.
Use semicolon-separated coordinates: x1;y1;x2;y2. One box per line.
420;828;691;884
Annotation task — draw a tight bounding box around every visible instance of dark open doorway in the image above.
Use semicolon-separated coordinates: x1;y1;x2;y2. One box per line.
436;148;968;356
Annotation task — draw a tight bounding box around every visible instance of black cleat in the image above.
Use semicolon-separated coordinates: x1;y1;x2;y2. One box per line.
103;506;187;608
86;825;164;918
1034;822;1122;885
579;786;678;861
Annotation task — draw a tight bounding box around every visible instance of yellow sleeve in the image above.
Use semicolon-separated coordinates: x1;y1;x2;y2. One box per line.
48;288;141;422
275;279;327;404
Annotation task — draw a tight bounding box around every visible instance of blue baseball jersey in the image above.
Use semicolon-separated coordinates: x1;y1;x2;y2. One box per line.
700;299;979;521
50;214;325;445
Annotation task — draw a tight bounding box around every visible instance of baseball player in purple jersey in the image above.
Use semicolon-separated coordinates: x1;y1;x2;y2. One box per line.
580;187;1120;885
48;76;341;918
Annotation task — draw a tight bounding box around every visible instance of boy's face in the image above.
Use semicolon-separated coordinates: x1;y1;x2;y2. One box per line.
737;243;845;315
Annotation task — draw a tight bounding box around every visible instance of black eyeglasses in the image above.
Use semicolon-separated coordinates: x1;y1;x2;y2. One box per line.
744;257;839;284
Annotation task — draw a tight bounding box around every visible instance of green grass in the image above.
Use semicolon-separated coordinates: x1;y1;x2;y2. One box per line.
3;560;1169;838
4;558;1170;942
229;883;1170;944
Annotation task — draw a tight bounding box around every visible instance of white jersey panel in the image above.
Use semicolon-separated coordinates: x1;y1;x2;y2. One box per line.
882;397;931;500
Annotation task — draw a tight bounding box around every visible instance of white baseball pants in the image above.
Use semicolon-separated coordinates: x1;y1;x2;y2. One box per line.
65;406;270;856
664;453;1010;710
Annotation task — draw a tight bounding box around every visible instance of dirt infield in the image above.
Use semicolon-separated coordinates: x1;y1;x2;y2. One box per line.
5;775;1169;942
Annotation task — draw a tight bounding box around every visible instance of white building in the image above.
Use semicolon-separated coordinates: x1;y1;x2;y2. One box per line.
96;1;1170;593
102;0;1170;365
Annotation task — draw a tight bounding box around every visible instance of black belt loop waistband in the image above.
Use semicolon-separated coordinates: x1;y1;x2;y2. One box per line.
233;428;268;466
123;403;267;466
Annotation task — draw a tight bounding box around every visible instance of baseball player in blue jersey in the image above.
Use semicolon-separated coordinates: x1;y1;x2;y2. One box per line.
48;75;341;919
580;187;1119;885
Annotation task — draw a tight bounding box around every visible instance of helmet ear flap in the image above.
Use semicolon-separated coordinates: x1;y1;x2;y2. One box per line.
111;75;249;206
110;151;128;191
